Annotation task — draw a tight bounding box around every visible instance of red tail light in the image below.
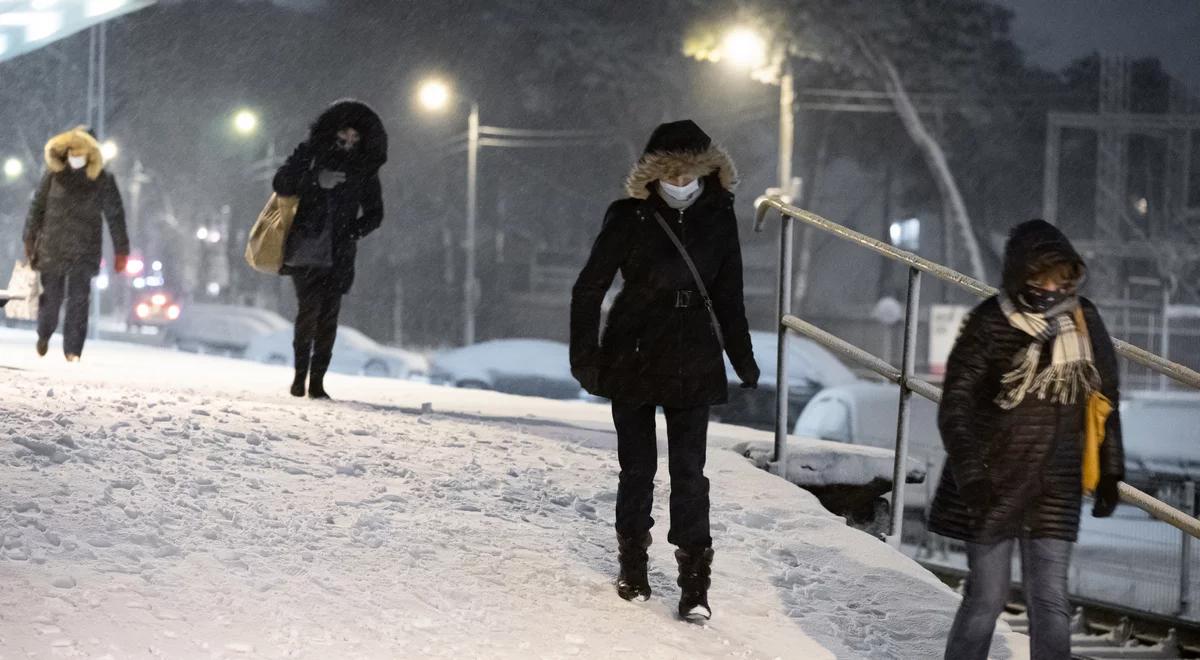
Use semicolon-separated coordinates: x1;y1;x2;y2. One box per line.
135;303;151;319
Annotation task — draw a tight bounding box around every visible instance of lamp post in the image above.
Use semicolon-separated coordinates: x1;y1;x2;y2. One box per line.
418;78;480;346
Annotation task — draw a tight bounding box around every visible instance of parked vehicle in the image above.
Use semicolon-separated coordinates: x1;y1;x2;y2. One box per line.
793;381;944;510
163;303;290;356
244;325;429;380
717;330;858;431
430;338;582;399
1119;390;1200;494
128;291;181;330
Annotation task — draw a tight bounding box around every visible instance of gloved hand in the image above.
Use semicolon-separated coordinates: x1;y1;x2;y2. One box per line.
1092;475;1121;518
736;360;760;390
114;254;128;274
960;479;994;514
318;169;347;190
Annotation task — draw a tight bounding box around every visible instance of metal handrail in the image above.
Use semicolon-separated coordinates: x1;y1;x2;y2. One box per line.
755;196;1200;549
755;197;1200;390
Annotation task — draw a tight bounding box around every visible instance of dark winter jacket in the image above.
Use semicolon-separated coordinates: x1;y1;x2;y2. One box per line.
273;100;387;294
929;223;1124;544
570;125;757;408
23;127;128;275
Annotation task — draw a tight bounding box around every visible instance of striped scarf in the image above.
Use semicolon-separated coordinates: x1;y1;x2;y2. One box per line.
996;296;1100;410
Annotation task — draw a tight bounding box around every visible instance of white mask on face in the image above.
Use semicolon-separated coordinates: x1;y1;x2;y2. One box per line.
659;178;700;201
68;155;88;170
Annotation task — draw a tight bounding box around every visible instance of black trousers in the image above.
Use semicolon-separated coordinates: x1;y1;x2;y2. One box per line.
291;269;342;375
612;401;711;549
37;266;93;356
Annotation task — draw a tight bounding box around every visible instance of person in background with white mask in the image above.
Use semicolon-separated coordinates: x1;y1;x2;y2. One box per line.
570;120;758;622
23;126;129;362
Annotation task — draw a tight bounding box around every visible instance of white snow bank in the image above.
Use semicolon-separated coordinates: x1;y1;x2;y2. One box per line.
730;438;927;488
0;329;1025;659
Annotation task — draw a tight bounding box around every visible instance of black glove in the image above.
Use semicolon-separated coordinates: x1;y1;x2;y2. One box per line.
736;360;760;390
959;479;994;514
1092;475;1121;518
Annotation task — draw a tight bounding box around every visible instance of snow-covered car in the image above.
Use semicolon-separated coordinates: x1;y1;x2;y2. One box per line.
430;338;582;399
163;303;290;356
717;330;859;431
1119;390;1200;492
244;326;429;380
793;381;943;510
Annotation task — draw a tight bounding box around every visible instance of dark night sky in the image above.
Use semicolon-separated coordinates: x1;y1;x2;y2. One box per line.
996;0;1200;90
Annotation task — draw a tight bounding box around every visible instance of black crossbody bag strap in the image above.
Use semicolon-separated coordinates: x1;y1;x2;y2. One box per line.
653;211;725;351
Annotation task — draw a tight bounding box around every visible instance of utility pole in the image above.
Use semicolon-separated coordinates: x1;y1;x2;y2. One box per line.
464;102;479;346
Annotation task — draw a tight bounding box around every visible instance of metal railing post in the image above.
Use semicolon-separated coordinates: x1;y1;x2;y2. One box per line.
889;267;922;547
773;213;795;474
1181;480;1196;616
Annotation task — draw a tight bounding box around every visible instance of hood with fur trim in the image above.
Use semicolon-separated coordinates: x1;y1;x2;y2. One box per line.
307;99;388;176
44;127;104;181
623;144;738;200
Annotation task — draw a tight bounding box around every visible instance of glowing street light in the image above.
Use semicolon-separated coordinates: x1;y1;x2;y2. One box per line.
100;139;118;162
417;79;451;112
416;77;480;345
3;157;23;180
721;27;768;69
233;109;259;136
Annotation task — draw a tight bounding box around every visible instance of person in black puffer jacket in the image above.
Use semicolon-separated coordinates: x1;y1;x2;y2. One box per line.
570;120;759;622
273;99;387;400
932;220;1124;660
23;126;129;361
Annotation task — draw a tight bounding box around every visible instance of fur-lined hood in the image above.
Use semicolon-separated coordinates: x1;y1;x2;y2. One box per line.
623;144;738;200
308;99;388;176
44;126;104;181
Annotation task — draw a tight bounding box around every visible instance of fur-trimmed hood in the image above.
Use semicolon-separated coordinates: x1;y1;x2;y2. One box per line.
307;99;388;176
623;145;738;200
44;127;104;181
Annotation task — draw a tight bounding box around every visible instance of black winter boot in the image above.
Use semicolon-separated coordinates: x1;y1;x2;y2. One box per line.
35;336;48;357
616;532;652;602
675;546;714;621
290;369;306;398
307;370;330;400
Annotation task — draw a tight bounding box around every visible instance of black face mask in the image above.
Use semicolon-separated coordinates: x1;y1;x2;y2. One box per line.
1017;284;1070;314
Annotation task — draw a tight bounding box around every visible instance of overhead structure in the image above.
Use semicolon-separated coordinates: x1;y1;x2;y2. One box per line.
0;0;155;64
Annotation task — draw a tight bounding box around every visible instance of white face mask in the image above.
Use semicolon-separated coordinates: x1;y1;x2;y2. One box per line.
68;155;88;170
660;178;700;201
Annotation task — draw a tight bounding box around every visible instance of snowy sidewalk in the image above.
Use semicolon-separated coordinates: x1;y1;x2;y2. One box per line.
0;330;1026;659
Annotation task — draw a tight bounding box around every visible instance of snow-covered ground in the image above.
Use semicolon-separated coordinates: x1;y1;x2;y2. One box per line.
0;329;1027;659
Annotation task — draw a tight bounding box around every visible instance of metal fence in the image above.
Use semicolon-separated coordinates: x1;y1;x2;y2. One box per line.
753;195;1200;619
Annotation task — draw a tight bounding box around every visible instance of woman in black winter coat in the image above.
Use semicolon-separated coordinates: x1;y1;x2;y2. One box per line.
23;126;129;361
930;220;1124;660
273;100;387;399
570;120;759;621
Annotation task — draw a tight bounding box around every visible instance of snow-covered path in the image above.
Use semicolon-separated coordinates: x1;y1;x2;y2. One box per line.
0;330;1025;659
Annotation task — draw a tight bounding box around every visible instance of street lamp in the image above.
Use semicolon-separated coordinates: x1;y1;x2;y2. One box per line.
417;77;480;346
721;27;768;69
692;26;796;197
417;80;451;112
233;109;259;136
3;157;23;180
100;139;118;162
